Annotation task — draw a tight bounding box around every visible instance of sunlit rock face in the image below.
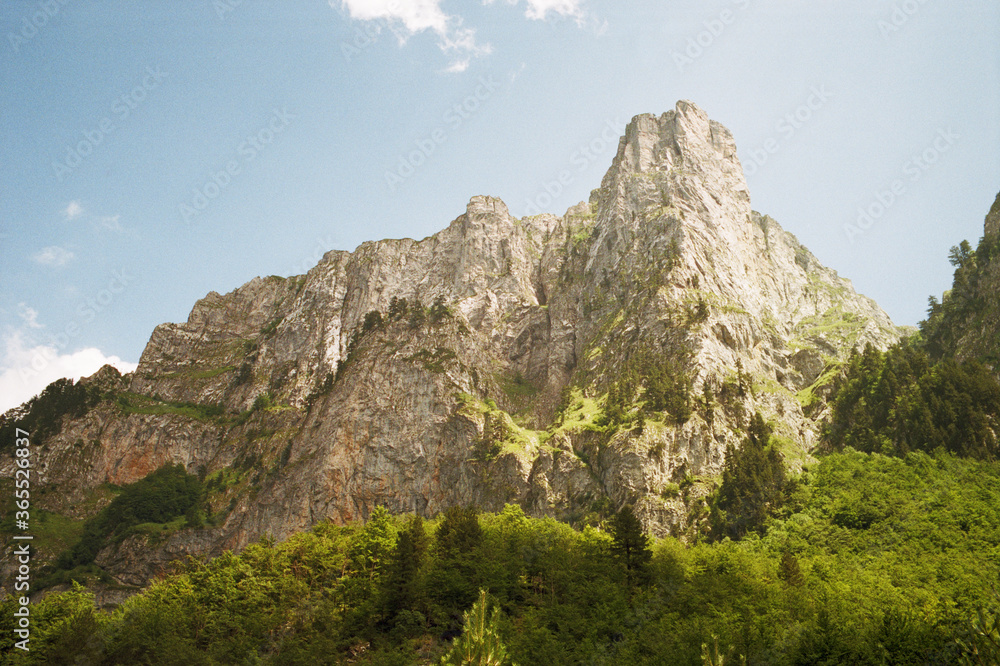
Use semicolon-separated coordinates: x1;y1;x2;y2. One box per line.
3;101;903;589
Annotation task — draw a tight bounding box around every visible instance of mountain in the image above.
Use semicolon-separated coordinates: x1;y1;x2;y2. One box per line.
922;191;1000;369
1;101;903;593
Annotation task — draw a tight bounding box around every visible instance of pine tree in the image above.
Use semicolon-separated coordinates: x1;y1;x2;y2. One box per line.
436;506;483;558
349;506;396;583
778;551;804;587
440;589;517;666
385;515;428;615
609;504;652;585
711;413;785;540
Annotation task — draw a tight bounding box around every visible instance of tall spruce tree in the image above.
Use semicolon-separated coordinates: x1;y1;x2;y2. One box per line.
711;413;786;540
385;514;428;616
609;504;652;585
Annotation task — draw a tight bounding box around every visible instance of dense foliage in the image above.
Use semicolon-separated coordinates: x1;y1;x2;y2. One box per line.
0;378;103;451
607;504;652;585
922;231;1000;367
824;343;1000;459
38;464;204;587
598;348;694;428
711;413;787;540
2;450;998;664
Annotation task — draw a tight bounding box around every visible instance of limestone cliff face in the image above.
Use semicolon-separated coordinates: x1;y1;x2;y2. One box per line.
2;101;903;589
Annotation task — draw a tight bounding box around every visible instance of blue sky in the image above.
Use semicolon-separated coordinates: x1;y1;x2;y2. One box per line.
1;0;998;412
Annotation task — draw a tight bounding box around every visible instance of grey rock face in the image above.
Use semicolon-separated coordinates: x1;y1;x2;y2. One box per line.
2;101;903;588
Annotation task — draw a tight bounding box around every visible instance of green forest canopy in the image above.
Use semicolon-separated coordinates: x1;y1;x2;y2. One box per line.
2;449;999;665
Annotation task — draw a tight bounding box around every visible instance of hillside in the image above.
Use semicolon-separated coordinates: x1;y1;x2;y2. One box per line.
3;450;999;664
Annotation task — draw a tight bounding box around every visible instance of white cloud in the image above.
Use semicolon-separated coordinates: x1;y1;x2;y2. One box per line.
508;61;527;83
444;58;471;73
335;0;491;71
485;0;584;22
339;0;450;34
17;304;42;330
63;200;84;220
523;0;583;21
33;245;75;267
0;331;137;414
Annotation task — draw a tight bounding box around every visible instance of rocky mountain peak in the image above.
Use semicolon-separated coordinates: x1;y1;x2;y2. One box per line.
595;101;749;226
462;195;512;227
2;103;909;591
986;191;1000;238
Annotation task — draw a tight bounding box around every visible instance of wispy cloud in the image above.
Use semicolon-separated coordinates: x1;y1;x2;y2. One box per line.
97;214;124;233
17;304;42;330
444;58;471;74
488;0;585;22
33;245;75;267
63;200;84;220
335;0;491;71
508;61;527;84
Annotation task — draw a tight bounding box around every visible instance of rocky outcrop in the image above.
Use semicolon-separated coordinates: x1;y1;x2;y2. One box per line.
986;192;1000;239
2;101;903;590
923;189;1000;370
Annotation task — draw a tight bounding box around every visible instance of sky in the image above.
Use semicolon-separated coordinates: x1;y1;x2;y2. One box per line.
0;0;998;413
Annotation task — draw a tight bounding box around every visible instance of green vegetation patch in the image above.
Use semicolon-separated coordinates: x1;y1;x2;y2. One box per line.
37;464;205;590
794;360;843;412
9;455;1000;664
792;305;866;348
116;392;227;422
458;393;541;461
189;365;236;380
498;370;538;400
551;388;603;435
0;509;85;560
823;342;1000;459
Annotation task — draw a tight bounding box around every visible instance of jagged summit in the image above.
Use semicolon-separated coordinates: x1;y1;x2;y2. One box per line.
3;102;905;590
597;102;749;216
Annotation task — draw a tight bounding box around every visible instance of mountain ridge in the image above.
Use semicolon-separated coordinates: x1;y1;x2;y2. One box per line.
2;101;904;593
